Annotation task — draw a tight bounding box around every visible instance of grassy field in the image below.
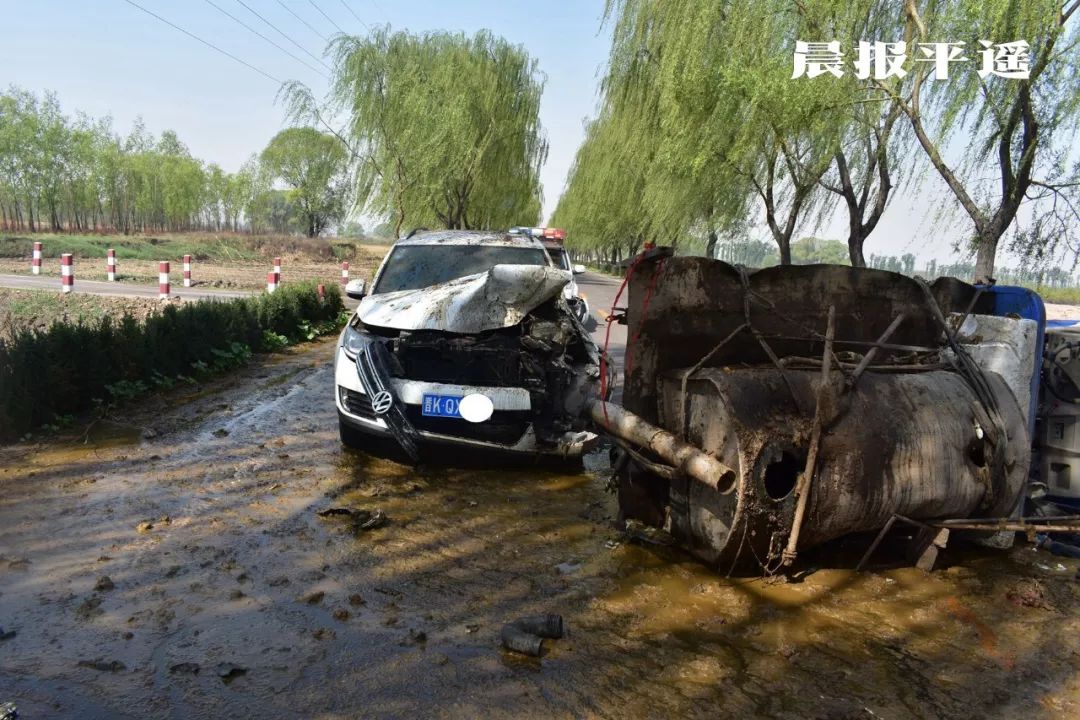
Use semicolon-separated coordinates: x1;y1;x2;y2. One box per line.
0;287;165;341
0;232;389;290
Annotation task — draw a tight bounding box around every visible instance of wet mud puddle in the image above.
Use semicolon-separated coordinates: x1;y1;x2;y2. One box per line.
0;338;1078;718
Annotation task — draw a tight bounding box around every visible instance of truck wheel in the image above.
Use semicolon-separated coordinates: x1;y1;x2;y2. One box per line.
339;420;366;449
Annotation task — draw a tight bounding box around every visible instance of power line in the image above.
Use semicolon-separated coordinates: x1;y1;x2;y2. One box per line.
203;0;328;78
308;0;346;35
120;0;282;85
274;0;329;43
338;0;370;31
120;0;355;159
366;0;390;23
233;0;332;71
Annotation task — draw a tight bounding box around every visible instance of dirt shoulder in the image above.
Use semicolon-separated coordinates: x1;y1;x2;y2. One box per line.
1046;303;1080;321
0;288;169;341
0;337;1077;719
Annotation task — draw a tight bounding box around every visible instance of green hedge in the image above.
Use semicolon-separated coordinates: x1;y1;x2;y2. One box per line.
0;283;344;440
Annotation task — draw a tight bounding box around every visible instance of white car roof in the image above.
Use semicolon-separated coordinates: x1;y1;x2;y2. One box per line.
393;229;546;249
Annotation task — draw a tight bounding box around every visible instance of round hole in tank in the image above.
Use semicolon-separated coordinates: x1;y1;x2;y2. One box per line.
967;439;988;468
762;451;806;501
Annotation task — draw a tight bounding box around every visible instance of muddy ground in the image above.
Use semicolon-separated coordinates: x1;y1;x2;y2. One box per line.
1;336;1079;719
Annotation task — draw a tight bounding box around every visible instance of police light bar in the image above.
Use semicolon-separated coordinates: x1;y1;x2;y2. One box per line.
510;226;566;242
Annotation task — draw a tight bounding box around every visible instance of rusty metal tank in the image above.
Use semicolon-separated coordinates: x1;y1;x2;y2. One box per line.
654;367;1030;567
611;252;1032;570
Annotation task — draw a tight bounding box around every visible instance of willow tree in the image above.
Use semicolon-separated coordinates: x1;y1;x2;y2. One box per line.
874;0;1080;279
593;0;857;265
260;127;348;237
285;29;546;236
551;109;654;264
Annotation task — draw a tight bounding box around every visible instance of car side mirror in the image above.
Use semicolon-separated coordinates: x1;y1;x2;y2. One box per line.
572;264;586;275
345;279;367;299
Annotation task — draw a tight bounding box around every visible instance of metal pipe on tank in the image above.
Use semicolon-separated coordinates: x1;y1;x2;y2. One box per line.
588;399;737;493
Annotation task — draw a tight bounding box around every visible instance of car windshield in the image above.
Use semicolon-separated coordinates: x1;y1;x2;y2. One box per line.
373;244;551;293
545;247;570;270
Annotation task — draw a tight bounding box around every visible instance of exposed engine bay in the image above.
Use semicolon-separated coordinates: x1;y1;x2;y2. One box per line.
341;263;606;462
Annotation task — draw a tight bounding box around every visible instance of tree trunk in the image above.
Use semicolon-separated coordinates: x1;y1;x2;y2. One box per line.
973;231;999;282
778;237;791;266
848;230;866;267
706;229;718;259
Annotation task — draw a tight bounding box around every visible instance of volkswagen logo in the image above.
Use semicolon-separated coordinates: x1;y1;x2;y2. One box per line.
371;390;393;415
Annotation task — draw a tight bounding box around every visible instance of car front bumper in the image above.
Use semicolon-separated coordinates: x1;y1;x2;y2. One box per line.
334;346;597;458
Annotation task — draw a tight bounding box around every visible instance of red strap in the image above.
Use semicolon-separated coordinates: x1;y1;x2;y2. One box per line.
599;253;666;423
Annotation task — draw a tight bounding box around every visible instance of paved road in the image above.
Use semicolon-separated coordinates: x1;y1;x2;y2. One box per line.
0;273;252;300
578;271;628;382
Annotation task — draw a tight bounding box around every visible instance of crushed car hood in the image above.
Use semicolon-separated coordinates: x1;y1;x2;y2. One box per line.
358;264;571;333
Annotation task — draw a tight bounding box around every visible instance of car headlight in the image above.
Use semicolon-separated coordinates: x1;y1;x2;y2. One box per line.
341;321;367;359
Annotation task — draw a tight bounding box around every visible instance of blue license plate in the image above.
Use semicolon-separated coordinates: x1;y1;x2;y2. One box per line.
421;394;463;418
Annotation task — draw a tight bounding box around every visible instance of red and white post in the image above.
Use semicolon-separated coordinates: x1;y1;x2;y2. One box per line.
31;242;42;275
317;283;326;302
60;253;73;294
340;261;349;287
106;249;117;281
273;256;282;284
158;261;170;300
183;254;192;287
267;270;278;294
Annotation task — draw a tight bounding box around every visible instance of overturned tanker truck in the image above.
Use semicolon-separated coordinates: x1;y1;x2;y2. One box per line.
591;248;1037;571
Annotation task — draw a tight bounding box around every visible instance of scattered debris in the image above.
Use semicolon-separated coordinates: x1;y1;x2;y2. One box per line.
401;629;427;646
75;596;103;621
169;662;201;675
0;628;15;642
93;576;115;592
1006;579;1056;611
624;519;675;547
316;508;355;518
332;608;350;622
136;521;154;534
347;593;366;606
555;561;582;575
1035;534;1080;559
0;701;17;720
215;663;247;684
312;628;335;641
212;428;230;438
316;507;389;532
500;614;564;657
141;427;158;439
359;510;389;530
78;659;126;673
301;591;325;605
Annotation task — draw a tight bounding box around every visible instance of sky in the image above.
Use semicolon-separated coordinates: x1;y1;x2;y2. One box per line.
0;0;1034;268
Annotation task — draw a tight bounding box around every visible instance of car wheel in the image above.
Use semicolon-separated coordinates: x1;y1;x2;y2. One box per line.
339;420;366;449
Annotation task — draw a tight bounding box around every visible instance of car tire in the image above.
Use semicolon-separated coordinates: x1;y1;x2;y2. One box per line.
339;420;366;449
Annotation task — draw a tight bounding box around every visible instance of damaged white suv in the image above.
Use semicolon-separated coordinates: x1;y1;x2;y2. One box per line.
334;229;606;462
